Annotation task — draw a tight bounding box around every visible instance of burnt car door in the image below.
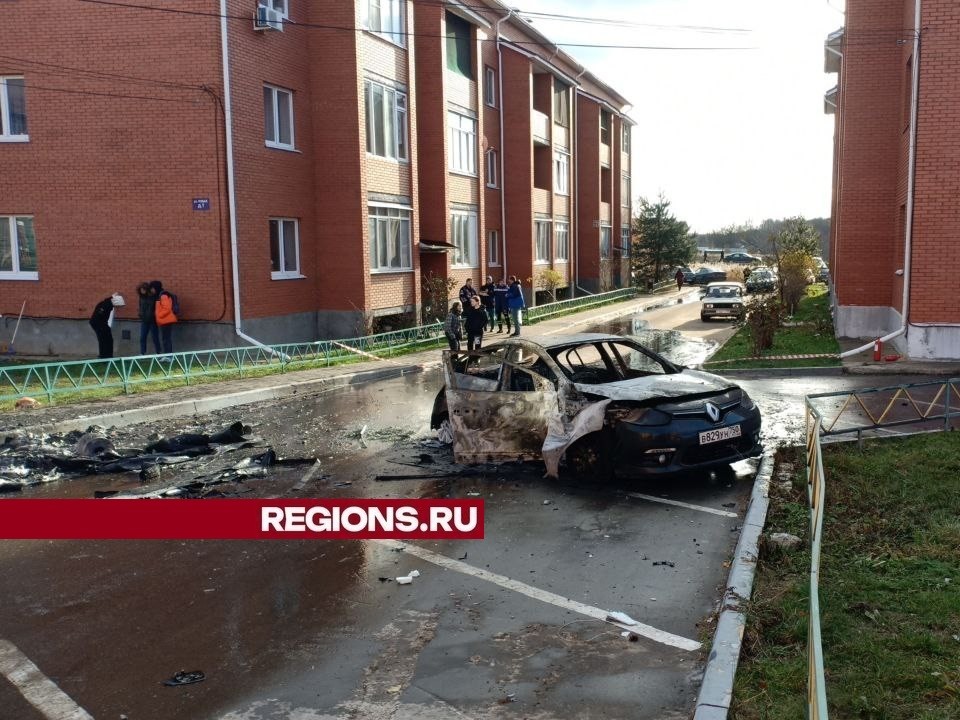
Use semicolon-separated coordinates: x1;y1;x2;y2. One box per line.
442;343;561;463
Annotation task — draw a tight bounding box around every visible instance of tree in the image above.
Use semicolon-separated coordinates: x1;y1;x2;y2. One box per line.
769;216;820;314
535;268;564;303
420;271;457;324
630;194;697;285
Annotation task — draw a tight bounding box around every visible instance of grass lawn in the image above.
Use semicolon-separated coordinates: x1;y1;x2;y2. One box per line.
705;284;841;369
732;434;960;719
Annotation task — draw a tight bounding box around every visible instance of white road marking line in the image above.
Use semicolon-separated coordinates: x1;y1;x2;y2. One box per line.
0;639;93;720
382;541;701;652
625;492;739;518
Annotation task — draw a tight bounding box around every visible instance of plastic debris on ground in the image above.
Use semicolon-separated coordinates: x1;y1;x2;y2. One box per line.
162;670;205;687
605;611;638;626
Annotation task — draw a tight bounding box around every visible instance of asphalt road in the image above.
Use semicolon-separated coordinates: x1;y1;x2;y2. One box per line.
0;296;933;720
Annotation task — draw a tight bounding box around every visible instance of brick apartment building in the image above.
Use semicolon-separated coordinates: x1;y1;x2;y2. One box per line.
825;0;960;360
0;0;633;357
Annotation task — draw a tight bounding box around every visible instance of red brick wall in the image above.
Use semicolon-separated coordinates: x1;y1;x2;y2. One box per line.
0;0;226;323
501;48;533;287
576;94;601;289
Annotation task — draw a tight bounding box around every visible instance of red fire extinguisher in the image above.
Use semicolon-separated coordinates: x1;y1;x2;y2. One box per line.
873;338;882;361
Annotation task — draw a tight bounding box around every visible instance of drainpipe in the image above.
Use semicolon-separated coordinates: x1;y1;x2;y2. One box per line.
220;0;274;350
840;6;920;358
496;9;513;278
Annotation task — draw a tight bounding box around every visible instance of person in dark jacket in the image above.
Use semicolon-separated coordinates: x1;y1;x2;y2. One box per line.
479;275;496;331
443;302;463;351
493;277;510;333
506;276;525;336
89;293;125;359
464;295;487;350
137;282;161;355
458;278;478;307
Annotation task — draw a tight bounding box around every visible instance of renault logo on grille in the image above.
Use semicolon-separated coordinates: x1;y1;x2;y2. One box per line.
705;402;721;423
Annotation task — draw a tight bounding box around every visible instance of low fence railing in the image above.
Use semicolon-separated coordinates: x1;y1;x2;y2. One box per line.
803;377;960;718
0;285;658;404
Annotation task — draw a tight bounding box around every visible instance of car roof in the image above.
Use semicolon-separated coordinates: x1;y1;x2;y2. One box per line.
486;333;631;350
705;281;745;288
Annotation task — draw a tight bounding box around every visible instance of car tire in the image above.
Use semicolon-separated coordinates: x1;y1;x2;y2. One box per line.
700;314;709;322
565;430;614;481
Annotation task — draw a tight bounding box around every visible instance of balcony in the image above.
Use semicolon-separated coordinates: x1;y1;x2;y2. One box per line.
824;85;838;115
532;109;549;147
824;27;843;73
599;143;610;168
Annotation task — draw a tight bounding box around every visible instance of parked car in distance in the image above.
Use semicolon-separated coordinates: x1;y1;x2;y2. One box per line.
745;268;778;293
813;256;829;282
430;334;763;478
690;267;727;284
724;252;761;264
700;282;747;321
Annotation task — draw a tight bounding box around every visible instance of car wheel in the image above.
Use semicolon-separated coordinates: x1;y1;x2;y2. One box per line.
700;314;709;322
565;430;614;481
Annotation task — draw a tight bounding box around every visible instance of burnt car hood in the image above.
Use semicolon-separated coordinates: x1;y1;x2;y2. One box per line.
573;369;735;401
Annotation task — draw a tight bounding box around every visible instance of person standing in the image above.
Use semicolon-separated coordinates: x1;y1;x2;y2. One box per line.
458;278;478;307
479;275;496;331
675;268;685;292
444;301;463;351
493;277;510;333
89;293;125;359
137;282;161;355
464;295;487;350
506;275;525;336
152;280;178;355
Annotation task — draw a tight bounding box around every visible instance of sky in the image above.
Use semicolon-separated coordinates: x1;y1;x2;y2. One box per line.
513;0;844;233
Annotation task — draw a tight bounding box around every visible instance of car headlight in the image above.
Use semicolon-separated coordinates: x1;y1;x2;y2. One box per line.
740;391;756;411
607;406;670;426
704;303;713;309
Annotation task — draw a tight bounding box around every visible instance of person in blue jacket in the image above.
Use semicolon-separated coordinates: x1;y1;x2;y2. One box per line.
506;275;525;336
493;277;510;333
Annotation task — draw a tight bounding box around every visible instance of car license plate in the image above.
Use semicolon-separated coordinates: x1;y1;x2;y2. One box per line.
699;425;741;445
716;309;731;314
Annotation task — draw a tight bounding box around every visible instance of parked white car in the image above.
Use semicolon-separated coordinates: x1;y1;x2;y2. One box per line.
700;282;747;322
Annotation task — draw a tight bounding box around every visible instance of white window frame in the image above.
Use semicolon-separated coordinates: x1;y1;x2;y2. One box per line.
263;84;295;150
484;67;497;108
365;0;406;47
620;227;631;254
0;76;28;142
600;225;612;259
269;218;302;279
621;123;631;153
621;174;631;208
369;203;413;273
535;220;551;264
261;0;288;18
450;210;478;268
0;215;39;280
555;222;569;262
486;148;497;188
448;111;477;176
554;151;569;195
488;229;500;266
365;80;408;162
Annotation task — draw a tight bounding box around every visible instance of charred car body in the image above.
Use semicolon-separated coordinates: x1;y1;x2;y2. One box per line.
430;334;762;478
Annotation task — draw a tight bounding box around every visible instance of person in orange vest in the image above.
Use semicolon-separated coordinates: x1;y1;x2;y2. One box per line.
150;280;178;355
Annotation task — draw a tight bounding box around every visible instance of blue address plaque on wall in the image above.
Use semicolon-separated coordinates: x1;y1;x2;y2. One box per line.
192;198;211;211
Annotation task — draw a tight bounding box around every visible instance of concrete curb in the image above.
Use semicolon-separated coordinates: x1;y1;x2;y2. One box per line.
714;366;843;377
693;449;775;719
20;362;435;436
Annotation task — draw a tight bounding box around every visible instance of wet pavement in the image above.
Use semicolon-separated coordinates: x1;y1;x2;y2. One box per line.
0;289;954;720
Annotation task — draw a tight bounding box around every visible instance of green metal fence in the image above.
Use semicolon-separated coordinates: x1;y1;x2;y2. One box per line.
0;285;658;404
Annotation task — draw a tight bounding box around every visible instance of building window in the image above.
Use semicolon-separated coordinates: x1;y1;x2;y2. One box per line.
620;227;631;254
269;218;300;279
484;67;497;107
600;111;611;146
445;12;473;78
600;226;612;259
535;220;551;263
0;77;28;141
486;149;497;188
449;111;476;175
488;229;500;266
369;204;412;272
621;123;631;153
621;174;630;207
555;222;569;262
365;80;408;161
366;0;405;46
553;82;569;127
260;0;287;18
554;151;569;195
263;85;294;150
0;216;38;280
451;210;478;267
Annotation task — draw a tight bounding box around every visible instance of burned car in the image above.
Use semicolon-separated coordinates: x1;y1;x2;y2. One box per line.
430;334;762;479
